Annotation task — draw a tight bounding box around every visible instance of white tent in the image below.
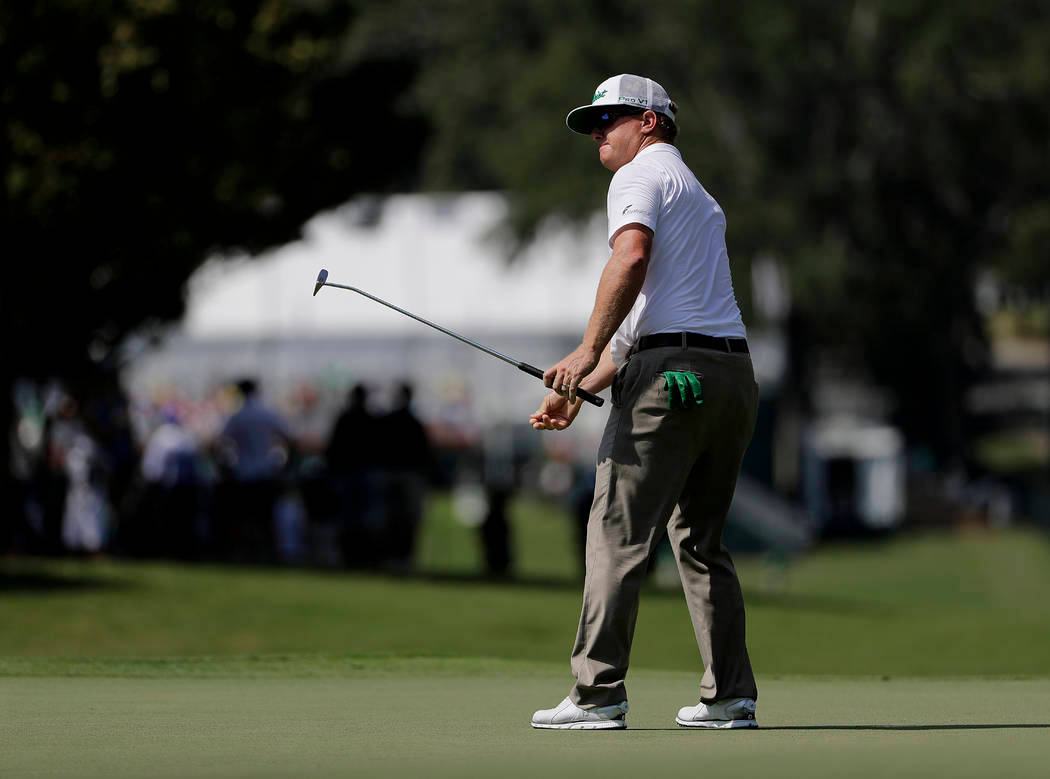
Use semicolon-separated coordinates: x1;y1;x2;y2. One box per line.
126;192;781;449
126;193;615;450
182;192;611;338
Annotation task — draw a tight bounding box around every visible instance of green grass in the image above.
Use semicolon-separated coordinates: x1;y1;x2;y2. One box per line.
416;492;582;579
2;498;1050;777
2;499;1049;675
3;670;1049;778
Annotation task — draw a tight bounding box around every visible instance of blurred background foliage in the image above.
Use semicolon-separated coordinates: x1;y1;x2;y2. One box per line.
3;0;1048;474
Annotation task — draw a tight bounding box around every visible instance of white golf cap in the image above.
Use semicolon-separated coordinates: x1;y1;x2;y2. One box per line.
566;74;677;134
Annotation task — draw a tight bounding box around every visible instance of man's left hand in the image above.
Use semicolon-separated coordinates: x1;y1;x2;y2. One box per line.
543;344;601;405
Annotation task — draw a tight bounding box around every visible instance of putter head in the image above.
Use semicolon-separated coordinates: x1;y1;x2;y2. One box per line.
313;268;329;297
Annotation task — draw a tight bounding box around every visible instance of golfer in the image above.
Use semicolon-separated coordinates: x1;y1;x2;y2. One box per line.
529;74;759;730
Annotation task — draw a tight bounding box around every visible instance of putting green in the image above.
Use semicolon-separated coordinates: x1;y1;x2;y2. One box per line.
3;527;1050;776
3;664;1048;778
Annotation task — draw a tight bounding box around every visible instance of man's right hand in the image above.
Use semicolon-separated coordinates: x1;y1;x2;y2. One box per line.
530;391;583;431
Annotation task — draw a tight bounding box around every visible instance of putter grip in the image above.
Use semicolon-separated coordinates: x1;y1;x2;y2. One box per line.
517;363;605;407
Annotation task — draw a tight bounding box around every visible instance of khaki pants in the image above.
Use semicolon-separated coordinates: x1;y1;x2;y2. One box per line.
570;345;759;707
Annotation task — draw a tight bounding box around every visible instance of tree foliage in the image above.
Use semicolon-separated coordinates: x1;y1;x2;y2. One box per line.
385;0;1050;459
2;0;423;381
3;0;1048;466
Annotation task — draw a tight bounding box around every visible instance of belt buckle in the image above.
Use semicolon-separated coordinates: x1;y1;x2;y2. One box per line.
724;337;731;352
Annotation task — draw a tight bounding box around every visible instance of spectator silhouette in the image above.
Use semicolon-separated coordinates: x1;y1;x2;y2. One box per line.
568;464;596;576
480;424;516;577
377;382;432;571
30;411;70;555
216;378;293;563
82;372;137;535
59;400;110;555
135;408;203;559
326;383;383;567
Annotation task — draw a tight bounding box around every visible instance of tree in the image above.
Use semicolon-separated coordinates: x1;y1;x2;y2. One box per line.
1;0;425;518
386;0;1050;464
4;0;1048;510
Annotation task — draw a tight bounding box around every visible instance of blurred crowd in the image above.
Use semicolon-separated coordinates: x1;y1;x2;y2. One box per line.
6;374;533;573
9;365;1037;576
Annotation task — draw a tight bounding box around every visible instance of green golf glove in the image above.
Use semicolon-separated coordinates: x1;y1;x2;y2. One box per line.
663;371;704;409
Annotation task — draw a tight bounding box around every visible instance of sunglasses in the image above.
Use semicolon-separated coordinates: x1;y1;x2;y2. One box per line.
591;108;645;133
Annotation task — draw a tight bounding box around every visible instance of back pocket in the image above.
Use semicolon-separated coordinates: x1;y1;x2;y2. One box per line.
661;371;704;409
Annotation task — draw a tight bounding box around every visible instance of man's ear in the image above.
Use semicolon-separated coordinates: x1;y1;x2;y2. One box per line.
640;110;659;135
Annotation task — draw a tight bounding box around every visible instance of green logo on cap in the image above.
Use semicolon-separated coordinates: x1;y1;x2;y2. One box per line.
592;89;607;103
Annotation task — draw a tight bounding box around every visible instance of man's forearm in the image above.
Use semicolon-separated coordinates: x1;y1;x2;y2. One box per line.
580;345;617;393
541;227;649;403
581;230;650;354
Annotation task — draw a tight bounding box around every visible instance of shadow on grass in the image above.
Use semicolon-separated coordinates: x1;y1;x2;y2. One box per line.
0;570;134;594
763;723;1050;731
0;557;879;614
633;723;1050;731
739;589;892;616
404;569;879;615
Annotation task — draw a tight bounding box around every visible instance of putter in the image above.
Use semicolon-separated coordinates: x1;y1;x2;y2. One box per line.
312;268;604;407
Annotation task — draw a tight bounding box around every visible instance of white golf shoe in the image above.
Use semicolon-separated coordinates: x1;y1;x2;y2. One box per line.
676;697;758;728
531;696;628;730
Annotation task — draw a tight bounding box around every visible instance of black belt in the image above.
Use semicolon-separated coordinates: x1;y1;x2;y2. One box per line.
634;332;749;355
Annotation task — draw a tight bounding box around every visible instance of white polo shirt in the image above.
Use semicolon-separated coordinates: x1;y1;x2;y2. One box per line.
606;143;746;368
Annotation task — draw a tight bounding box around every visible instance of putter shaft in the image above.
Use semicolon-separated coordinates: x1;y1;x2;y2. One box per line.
313;270;604;407
322;279;520;367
